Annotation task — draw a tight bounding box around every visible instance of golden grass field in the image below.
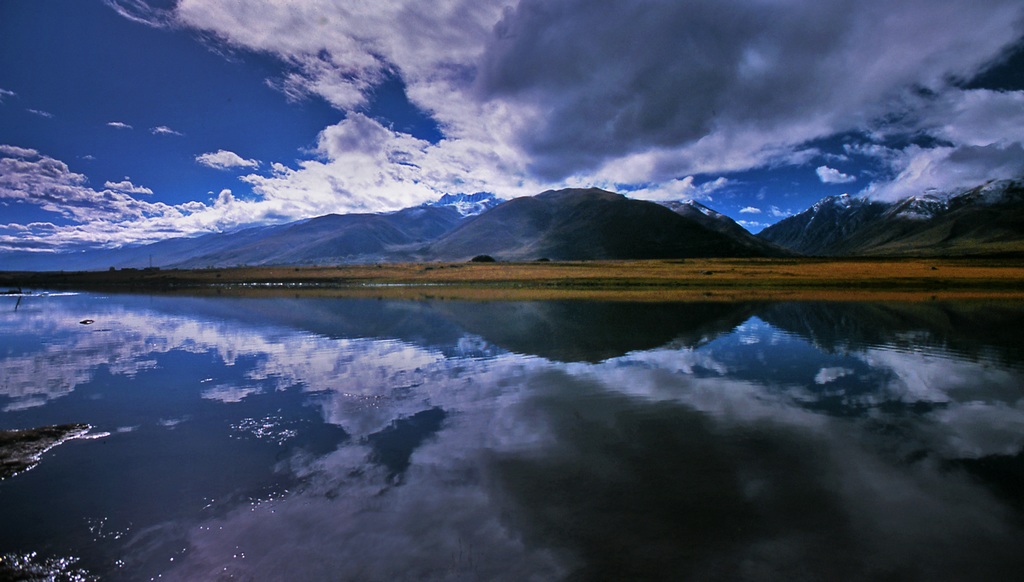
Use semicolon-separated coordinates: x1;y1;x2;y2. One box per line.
4;258;1024;302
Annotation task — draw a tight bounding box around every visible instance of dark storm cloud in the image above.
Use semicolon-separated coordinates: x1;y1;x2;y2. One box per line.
476;0;1024;179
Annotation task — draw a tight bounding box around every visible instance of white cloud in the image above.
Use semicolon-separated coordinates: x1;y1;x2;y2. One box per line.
816;165;856;184
0;145;289;251
474;0;1024;180
152;0;1024;217
0;88;15;102
27;108;54;118
107;121;133;130
857;88;1024;200
0;144;39;158
104;179;154;195
769;206;791;218
0;146;172;225
151;125;183;136
815;367;854;384
240;113;542;216
736;219;766;232
622;176;730;202
864;142;1024;201
102;0;174;28
739;206;761;214
196;150;260;170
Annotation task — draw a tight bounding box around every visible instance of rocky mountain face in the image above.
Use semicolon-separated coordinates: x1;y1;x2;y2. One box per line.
758;180;1024;256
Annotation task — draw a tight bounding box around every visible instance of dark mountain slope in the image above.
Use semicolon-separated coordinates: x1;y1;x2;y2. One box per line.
425;188;768;261
756;194;890;256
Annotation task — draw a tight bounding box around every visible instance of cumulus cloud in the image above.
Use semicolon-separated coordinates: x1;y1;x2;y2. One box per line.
0;144;38;158
239;113;542;216
858;88;1024;200
816;165;856;184
151;125;183;136
157;0;1024;207
740;206;761;214
865;142;1024;201
196;150;260;170
0;146;169;224
107;121;133;130
621;176;730;202
475;0;1024;180
104;179;154;195
0;145;289;252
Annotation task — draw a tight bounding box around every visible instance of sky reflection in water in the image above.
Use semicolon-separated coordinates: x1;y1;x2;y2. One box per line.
1;294;1023;581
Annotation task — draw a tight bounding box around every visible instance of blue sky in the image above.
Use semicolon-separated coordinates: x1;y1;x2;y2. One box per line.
2;0;1024;256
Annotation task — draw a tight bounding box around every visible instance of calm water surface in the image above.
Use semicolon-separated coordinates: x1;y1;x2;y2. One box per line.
1;293;1023;581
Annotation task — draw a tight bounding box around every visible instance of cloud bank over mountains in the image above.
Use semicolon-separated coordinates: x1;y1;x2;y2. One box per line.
5;0;1024;252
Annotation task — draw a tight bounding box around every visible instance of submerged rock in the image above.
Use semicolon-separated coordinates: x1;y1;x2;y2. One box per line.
0;423;91;480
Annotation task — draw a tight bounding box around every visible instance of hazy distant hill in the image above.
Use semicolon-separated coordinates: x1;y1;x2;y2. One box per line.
424;188;769;261
758;180;1024;256
0;194;497;271
174;205;464;268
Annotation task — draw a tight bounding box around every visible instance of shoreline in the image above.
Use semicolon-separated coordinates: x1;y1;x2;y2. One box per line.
3;258;1024;302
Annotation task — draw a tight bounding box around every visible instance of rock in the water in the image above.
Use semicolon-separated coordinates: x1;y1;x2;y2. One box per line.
0;424;91;479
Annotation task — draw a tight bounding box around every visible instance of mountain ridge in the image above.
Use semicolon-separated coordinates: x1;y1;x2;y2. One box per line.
4;180;1023;271
758;179;1024;256
423;188;772;261
0;189;774;270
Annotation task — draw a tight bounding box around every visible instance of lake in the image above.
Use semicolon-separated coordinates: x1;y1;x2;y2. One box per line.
2;293;1023;581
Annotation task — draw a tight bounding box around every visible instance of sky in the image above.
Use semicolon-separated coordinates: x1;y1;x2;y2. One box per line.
2;0;1024;256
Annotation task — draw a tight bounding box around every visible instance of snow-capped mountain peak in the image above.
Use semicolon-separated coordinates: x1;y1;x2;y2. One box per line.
887;194;948;221
758;178;1024;256
426;192;505;217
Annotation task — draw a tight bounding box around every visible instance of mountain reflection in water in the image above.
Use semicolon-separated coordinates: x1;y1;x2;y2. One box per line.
1;293;1022;581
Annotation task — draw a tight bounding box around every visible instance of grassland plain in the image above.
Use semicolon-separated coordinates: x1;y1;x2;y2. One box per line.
4;258;1024;302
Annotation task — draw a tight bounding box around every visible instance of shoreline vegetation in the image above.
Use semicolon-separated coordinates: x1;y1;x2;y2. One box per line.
2;258;1024;302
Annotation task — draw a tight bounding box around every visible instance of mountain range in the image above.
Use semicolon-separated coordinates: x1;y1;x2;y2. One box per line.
425;188;785;261
1;181;1021;271
758;180;1024;257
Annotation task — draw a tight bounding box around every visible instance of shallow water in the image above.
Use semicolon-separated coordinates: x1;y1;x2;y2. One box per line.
1;293;1023;581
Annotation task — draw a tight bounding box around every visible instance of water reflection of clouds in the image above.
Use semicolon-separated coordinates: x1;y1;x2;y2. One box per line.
160;329;1023;580
5;295;1024;580
1;300;259;410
